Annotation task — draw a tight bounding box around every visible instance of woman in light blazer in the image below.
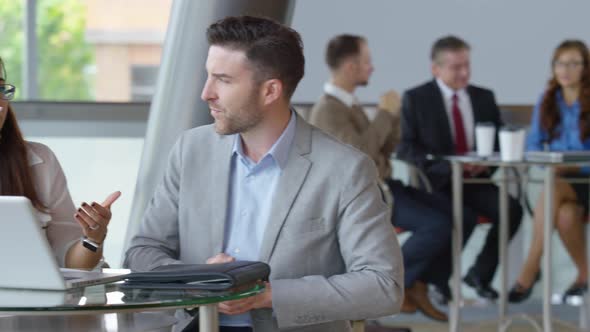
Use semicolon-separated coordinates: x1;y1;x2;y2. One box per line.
0;56;120;269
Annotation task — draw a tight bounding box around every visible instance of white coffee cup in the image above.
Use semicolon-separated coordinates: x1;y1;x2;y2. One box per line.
475;123;496;157
499;127;526;161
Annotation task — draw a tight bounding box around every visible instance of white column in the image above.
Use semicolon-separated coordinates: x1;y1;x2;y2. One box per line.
24;0;38;99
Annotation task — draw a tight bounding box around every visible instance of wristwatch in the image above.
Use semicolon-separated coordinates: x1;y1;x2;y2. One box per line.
81;237;102;252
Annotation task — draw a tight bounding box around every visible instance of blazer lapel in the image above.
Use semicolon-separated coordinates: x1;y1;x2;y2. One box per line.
467;86;482;122
208;134;234;254
258;116;312;262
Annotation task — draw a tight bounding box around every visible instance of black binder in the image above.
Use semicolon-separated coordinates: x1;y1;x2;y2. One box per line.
123;261;270;290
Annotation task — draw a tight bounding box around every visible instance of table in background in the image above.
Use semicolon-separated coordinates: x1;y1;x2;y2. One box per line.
430;153;590;332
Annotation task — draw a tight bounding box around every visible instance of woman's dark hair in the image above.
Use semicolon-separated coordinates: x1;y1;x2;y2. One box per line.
0;57;46;210
540;40;590;141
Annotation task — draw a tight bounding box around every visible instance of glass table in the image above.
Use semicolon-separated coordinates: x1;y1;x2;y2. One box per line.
428;153;590;332
0;281;265;332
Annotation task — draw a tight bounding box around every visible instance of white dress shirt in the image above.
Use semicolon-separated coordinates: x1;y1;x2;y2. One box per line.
436;78;475;150
221;112;296;327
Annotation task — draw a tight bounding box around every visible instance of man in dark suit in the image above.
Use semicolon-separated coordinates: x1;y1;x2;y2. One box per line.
397;36;523;300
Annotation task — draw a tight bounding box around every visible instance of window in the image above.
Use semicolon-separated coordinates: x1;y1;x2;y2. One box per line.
37;0;94;100
0;0;172;102
0;1;24;100
131;65;159;102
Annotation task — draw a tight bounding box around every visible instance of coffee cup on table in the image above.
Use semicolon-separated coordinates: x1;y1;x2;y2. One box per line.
499;126;526;161
475;122;496;157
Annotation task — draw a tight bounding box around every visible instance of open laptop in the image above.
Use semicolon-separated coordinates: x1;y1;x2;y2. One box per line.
525;150;590;162
0;196;128;290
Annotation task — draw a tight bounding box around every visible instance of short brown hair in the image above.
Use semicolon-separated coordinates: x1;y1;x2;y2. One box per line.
431;35;470;62
325;34;365;70
206;16;305;99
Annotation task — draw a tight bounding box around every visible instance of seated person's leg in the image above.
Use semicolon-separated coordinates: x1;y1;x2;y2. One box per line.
420;204;478;302
462;183;523;300
555;201;588;300
511;179;586;303
388;180;452;288
386;179;449;321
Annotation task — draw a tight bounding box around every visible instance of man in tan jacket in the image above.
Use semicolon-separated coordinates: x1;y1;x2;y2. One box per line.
310;34;457;322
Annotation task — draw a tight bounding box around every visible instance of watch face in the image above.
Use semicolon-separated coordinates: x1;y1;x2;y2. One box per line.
82;239;99;252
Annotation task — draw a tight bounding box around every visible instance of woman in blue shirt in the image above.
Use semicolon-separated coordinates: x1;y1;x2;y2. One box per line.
509;40;590;303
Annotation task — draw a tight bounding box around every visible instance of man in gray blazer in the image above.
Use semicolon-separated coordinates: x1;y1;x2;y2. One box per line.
124;16;403;332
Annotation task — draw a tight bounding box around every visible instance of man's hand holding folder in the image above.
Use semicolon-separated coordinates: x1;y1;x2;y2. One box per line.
206;253;273;315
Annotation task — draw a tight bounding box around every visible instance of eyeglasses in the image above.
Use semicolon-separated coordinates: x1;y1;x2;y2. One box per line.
0;83;15;100
553;61;584;70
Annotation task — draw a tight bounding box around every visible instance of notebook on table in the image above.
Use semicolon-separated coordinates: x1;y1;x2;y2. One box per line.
525;151;590;162
0;196;129;290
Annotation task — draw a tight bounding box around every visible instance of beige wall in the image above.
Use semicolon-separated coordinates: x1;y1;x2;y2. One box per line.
86;0;171;31
129;45;163;64
84;0;172;101
95;46;130;101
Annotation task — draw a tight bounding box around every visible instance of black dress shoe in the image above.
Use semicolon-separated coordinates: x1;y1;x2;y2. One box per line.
508;271;541;303
508;282;533;303
463;271;498;300
563;281;588;302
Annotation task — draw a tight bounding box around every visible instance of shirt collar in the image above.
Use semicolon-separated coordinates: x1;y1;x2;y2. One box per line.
27;145;43;166
232;110;297;170
556;89;580;108
324;82;357;107
436;78;468;100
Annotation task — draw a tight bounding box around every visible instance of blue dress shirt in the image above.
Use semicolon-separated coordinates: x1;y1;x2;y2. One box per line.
526;91;590;173
220;112;296;327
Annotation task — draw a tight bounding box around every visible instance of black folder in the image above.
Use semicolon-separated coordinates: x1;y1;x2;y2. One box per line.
123;261;270;290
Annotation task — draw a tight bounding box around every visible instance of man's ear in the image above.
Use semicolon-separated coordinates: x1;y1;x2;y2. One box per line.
260;78;283;106
343;58;357;76
431;62;439;77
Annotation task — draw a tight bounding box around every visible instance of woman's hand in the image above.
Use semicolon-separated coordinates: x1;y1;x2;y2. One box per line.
74;191;121;243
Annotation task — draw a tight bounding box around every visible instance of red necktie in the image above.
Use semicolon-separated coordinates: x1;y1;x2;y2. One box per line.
452;94;468;154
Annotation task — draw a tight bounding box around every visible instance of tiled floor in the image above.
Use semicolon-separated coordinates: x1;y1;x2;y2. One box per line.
379;297;586;332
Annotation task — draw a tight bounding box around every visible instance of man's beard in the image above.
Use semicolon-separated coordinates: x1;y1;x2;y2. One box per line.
215;108;263;135
214;91;263;135
357;79;369;87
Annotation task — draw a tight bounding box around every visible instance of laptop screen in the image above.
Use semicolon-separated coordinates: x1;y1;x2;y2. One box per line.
0;196;67;290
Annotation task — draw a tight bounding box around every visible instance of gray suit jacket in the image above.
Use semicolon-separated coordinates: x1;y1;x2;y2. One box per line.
124;115;403;331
